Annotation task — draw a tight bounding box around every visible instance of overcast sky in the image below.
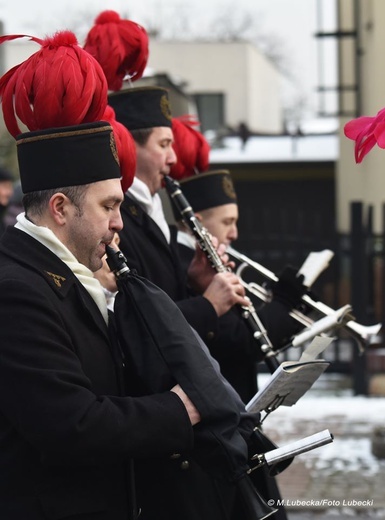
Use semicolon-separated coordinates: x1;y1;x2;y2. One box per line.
0;0;338;122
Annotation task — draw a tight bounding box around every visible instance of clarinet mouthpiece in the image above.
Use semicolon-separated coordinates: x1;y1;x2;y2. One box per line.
106;246;130;278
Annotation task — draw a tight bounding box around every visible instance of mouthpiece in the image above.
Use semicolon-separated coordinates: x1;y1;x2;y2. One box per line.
105;246;130;278
163;175;178;191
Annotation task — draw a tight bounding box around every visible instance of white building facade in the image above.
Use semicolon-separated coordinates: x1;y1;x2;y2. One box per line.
147;40;284;135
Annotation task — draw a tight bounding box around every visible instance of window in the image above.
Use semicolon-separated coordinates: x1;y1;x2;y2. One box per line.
193;93;225;133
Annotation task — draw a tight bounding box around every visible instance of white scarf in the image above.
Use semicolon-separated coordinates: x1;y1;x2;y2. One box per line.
15;213;109;324
128;177;171;243
177;230;196;250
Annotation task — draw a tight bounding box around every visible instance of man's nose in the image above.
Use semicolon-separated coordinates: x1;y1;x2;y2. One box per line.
112;211;124;232
168;146;177;166
229;225;238;241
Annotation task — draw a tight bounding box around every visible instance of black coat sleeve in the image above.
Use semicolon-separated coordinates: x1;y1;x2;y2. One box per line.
0;276;193;466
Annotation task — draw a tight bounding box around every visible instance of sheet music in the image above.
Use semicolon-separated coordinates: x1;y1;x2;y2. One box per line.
299;336;333;362
298;249;334;288
246;337;331;414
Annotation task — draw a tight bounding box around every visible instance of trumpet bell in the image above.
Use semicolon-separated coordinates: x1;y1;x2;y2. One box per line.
347;321;382;345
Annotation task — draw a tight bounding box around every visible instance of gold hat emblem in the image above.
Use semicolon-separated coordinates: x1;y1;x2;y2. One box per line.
110;133;120;166
160;94;172;121
222;175;237;200
45;271;66;288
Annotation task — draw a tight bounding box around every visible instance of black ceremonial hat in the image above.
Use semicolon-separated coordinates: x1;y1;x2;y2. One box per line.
16;122;121;193
108;86;172;131
179;170;237;212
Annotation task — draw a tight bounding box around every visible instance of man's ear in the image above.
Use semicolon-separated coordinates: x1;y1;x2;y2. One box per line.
48;193;70;225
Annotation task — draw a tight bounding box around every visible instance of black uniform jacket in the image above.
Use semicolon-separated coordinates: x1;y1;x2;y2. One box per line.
0;227;193;520
118;194;219;344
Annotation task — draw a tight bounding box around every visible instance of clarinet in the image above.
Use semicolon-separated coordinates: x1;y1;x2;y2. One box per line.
164;175;279;372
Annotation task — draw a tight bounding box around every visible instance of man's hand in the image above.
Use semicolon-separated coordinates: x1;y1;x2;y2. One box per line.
187;238;235;294
171;385;201;426
203;271;250;317
186;235;249;317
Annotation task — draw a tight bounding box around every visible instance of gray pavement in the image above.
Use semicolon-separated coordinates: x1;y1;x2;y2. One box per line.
277;454;385;519
258;374;385;519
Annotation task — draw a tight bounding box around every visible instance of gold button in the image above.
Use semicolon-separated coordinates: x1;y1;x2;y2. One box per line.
207;331;215;340
180;460;190;470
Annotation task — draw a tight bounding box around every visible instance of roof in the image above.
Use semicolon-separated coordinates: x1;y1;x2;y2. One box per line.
209;134;339;164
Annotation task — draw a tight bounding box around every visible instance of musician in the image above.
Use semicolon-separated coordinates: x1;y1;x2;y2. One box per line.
178;171;308;385
0;32;199;520
169;118;307;401
173;169;263;400
108;86;250;344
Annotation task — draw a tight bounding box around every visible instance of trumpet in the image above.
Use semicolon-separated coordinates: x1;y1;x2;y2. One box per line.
227;246;382;352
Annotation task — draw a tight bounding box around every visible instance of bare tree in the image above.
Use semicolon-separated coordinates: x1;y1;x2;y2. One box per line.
144;2;293;80
207;6;256;42
21;3;292;77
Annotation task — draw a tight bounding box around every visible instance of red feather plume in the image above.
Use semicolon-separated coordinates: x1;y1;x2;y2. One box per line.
84;10;149;91
170;116;211;180
0;31;108;138
102;105;136;192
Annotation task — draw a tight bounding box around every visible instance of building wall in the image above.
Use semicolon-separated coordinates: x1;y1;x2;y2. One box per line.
0;40;37;133
147;40;283;134
0;21;4;76
1;38;284;135
246;44;282;134
3;40;37;72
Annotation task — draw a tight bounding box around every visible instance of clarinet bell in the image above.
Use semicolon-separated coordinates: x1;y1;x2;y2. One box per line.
236;476;278;520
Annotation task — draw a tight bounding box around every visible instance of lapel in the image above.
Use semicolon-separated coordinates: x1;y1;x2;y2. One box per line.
73;283;110;342
0;227;109;340
121;194;174;259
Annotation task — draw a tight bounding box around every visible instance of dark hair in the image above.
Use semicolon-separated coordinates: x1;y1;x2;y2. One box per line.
0;166;13;183
130;128;153;146
23;185;89;219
